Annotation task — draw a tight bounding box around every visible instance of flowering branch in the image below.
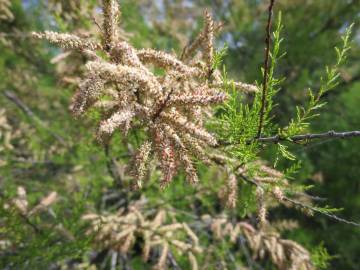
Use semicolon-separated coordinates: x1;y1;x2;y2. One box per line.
33;0;256;188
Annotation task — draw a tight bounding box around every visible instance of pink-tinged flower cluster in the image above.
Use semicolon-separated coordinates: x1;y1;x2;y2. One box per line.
33;1;257;187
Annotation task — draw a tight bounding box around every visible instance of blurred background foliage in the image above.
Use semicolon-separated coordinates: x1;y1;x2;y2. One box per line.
0;0;359;269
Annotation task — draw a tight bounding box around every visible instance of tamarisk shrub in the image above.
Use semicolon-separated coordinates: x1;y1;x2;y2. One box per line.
29;0;359;269
32;0;358;228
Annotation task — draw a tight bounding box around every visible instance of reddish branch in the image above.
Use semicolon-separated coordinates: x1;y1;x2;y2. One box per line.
218;130;360;146
256;130;360;144
257;0;276;138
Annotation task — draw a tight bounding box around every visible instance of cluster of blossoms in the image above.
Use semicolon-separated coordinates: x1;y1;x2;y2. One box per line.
33;0;257;188
83;204;202;270
203;215;314;270
82;202;313;270
0;0;13;21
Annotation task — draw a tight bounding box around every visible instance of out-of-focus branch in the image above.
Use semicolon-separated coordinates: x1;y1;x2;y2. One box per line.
0;191;42;235
310;0;357;39
3;90;67;146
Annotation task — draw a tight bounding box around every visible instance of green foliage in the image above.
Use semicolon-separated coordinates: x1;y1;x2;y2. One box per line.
214;12;286;168
283;24;354;137
1;1;360;269
212;44;229;70
0;193;91;269
311;242;335;269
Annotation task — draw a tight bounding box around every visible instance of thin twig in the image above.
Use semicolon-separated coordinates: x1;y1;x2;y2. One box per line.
4;91;37;118
238;174;360;227
256;130;360;144
257;0;276;138
238;236;264;270
219;130;360;146
290;191;327;202
283;197;360;227
119;254;132;270
152;88;175;122
3;90;67;146
167;251;181;270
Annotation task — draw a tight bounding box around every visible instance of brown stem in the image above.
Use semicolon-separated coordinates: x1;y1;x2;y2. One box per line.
257;0;276;138
238;174;360;227
218;130;360;146
256;130;360;144
151;88;175;122
282;197;360;227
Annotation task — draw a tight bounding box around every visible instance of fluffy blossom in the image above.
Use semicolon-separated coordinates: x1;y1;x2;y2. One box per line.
83;205;202;270
33;0;257;187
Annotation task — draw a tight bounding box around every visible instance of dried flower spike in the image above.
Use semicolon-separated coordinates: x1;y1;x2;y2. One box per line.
33;0;256;187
